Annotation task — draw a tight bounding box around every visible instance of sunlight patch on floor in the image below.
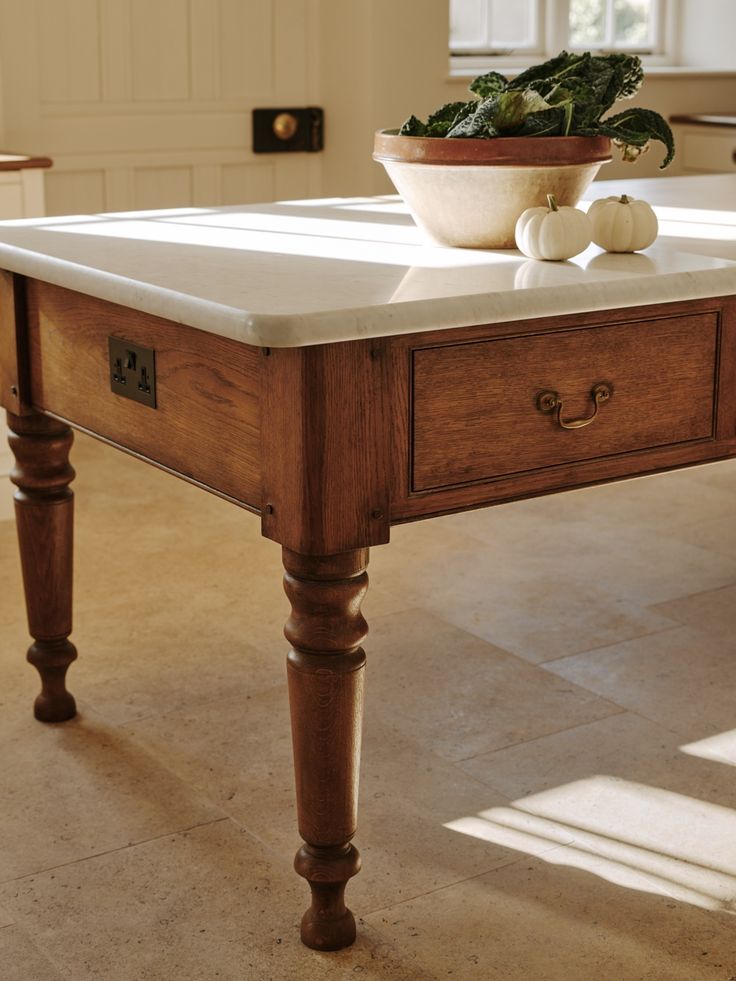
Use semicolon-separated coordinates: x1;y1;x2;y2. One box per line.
446;775;736;913
680;729;736;767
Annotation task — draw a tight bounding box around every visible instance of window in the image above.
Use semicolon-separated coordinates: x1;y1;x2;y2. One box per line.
450;0;672;68
450;0;545;56
568;0;661;50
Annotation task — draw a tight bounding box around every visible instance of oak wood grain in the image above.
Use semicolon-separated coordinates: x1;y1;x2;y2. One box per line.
26;281;262;508
261;340;391;554
412;311;717;492
7;410;77;722
715;295;736;440
0;270;33;415
283;548;368;951
390;297;735;521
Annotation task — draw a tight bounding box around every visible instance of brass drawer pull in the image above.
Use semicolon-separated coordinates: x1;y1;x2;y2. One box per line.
537;383;613;430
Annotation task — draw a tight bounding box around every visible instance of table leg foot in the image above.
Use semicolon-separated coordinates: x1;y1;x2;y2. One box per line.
27;640;78;722
295;843;360;950
283;548;368;952
7;412;77;723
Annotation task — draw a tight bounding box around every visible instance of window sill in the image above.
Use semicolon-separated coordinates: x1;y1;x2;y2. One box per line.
447;64;736;83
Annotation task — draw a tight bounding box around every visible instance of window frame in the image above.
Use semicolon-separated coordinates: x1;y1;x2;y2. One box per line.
449;0;678;73
449;0;548;58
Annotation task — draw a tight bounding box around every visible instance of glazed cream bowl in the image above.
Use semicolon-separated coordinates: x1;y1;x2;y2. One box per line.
373;131;611;249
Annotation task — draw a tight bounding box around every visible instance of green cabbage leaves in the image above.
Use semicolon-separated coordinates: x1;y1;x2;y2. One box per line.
399;51;674;168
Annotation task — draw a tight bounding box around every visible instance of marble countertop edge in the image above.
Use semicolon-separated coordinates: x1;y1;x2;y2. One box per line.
0;243;254;342
0;240;735;349
243;263;736;347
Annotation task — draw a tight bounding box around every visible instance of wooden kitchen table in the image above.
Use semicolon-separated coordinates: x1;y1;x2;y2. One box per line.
1;175;735;951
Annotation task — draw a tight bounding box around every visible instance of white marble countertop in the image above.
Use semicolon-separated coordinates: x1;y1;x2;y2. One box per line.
0;174;733;347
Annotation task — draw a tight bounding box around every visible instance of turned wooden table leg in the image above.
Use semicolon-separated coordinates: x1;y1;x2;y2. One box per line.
283;547;368;951
7;411;77;723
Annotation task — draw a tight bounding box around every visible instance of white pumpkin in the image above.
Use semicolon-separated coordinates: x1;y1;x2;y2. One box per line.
515;194;592;261
588;194;658;253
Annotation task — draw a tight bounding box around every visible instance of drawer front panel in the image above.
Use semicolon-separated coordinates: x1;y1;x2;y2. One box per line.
26;281;262;508
412;313;718;492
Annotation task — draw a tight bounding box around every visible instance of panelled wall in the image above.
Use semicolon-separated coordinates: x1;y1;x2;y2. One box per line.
0;0;322;505
0;0;322;215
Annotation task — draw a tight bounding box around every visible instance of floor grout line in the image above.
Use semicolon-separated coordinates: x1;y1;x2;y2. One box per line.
360;850;552;921
540;623;684;669
0;817;230;886
649;579;736;609
533;623;684;666
451;706;630;766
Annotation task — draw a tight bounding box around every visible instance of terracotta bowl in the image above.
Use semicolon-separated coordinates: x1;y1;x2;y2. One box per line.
373;130;612;249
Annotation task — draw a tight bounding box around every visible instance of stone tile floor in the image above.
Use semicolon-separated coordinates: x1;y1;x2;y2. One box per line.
1;433;736;980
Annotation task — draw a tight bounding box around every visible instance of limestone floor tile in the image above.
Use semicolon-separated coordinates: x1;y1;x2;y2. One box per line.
471;776;736;912
0;925;66;981
1;820;435;981
63;435;280;620
401;571;672;665
683;457;736;495
653;584;736;642
0;522;23;631
504;524;736;606
375;513;733;655
122;687;524;914
68;592;288;726
365;610;622;761
363;854;736;981
496;464;736;531
0;484;13;522
458;711;736;810
0;904;14;928
454;713;736;915
545;626;736;741
72;502;282;623
0;613;35;709
666;514;736;559
0;713;224;882
439;464;736;543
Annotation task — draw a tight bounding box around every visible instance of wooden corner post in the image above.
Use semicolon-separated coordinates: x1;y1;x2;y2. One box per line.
261;338;391;949
0;271;77;722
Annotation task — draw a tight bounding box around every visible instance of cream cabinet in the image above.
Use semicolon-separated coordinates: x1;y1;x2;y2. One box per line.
0;154;50;217
670;115;736;174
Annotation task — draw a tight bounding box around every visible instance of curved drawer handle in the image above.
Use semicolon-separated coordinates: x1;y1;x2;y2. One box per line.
537;383;613;430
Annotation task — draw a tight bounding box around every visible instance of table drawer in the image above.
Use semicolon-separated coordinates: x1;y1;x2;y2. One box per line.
411;312;719;492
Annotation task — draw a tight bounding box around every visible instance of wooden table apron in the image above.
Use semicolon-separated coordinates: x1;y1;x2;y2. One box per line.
2;268;736;951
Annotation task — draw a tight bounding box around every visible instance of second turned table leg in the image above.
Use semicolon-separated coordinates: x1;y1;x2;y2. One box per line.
282;547;368;951
7;411;77;723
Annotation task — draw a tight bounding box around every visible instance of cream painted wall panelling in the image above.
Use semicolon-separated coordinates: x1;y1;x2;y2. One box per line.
0;0;323;214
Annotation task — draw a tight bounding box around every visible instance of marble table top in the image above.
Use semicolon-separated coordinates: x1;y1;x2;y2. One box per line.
0;174;733;347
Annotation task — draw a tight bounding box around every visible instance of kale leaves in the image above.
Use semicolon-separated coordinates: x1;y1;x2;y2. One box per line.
399;51;674;168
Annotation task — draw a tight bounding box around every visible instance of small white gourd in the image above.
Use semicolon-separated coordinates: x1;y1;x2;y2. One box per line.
515;194;592;261
588;194;658;253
